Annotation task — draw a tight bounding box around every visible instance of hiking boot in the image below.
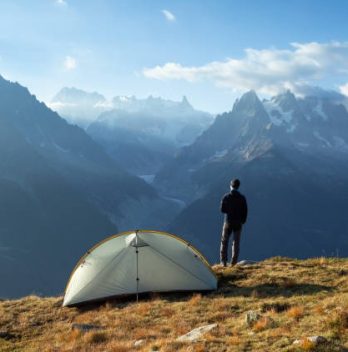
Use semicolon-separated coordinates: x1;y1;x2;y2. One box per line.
220;261;227;267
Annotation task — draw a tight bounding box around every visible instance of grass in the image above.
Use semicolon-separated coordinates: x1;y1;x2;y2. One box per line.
286;306;305;320
0;257;347;351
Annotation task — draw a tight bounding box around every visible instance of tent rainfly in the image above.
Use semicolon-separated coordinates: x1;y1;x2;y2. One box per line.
63;230;217;306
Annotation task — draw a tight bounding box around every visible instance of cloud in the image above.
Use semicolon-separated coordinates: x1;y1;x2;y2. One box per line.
162;10;176;22
63;56;77;70
56;0;67;6
339;83;348;97
143;41;348;95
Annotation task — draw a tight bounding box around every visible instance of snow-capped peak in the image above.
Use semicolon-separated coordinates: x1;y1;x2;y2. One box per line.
272;90;297;111
263;91;300;131
232;90;265;117
111;95;195;116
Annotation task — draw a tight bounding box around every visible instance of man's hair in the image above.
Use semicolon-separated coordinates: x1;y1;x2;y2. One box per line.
230;179;240;189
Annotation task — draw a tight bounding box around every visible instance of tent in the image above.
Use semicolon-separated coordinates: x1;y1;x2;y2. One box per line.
63;230;217;306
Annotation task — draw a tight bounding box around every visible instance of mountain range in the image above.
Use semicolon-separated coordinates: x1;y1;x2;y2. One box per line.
155;90;348;262
0;76;179;297
50;88;213;175
1;74;348;298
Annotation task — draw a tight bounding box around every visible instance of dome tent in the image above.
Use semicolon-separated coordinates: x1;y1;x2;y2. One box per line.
63;230;217;306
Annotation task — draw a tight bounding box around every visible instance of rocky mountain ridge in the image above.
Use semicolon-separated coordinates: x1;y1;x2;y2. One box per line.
155;90;348;261
0;76;180;297
50;87;213;175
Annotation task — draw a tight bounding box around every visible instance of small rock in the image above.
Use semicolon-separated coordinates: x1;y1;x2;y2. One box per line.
134;339;145;347
176;323;218;342
310;336;327;344
245;310;261;327
238;260;258;266
293;336;327;346
71;323;103;332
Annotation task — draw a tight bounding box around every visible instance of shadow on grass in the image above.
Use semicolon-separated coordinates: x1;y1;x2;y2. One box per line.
70;271;333;312
72;280;333;313
217;282;333;298
216;271;334;297
74;290;214;312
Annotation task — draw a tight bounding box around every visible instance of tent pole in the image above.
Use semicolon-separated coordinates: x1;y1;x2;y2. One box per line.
136;230;139;303
136;248;139;303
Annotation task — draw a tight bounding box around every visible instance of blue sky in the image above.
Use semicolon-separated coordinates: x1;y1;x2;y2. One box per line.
1;0;348;113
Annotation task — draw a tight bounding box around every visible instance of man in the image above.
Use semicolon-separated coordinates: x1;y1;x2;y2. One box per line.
220;179;248;267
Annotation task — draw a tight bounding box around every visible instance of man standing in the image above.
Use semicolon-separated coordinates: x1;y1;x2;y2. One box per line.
220;179;248;267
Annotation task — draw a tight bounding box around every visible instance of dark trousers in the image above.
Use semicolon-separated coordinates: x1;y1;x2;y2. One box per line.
220;222;242;265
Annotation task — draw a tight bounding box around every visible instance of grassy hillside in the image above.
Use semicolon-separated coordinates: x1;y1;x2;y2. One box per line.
0;257;347;352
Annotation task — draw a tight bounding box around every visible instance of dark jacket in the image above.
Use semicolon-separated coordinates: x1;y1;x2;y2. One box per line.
220;189;248;224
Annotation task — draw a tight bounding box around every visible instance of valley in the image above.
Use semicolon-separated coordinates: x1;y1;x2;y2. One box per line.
1;75;348;297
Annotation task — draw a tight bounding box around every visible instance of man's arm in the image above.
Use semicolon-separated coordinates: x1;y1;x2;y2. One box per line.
242;196;248;224
220;195;229;213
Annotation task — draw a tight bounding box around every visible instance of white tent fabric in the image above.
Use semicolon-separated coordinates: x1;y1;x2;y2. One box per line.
63;230;217;306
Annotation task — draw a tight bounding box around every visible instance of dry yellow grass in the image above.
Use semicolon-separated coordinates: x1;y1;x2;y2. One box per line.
287;306;305;320
0;257;347;351
253;316;274;331
299;338;316;351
